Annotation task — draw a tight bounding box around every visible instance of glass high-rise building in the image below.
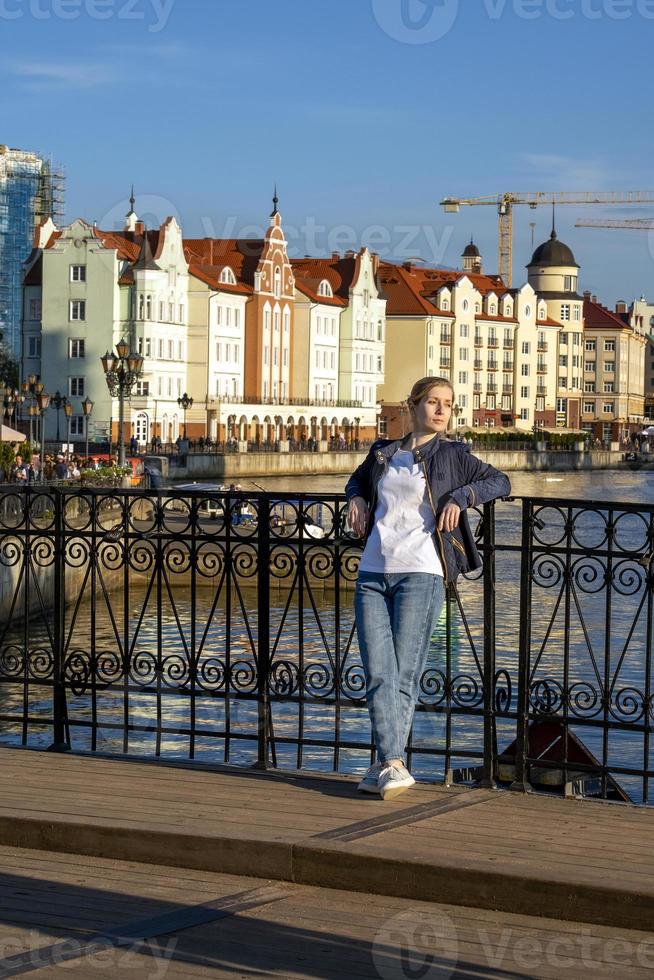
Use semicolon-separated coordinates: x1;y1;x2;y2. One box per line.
0;145;64;356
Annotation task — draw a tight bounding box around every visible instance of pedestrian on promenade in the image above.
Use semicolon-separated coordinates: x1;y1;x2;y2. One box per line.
345;376;510;801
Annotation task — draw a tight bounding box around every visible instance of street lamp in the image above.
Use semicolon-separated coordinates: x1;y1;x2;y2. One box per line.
177;392;193;438
50;391;67;443
36;390;50;481
63;401;73;451
82;397;94;460
101;341;143;467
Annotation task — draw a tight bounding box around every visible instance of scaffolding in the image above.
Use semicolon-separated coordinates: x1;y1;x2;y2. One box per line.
0;145;65;357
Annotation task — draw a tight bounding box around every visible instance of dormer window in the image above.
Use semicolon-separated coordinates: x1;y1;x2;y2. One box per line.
475;302;481;314
318;280;333;298
490;304;497;315
220;267;236;285
441;298;449;311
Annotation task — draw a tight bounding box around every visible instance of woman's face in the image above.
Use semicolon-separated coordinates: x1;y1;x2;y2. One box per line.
412;385;454;434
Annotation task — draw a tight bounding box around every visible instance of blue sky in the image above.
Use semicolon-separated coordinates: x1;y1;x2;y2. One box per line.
2;0;653;303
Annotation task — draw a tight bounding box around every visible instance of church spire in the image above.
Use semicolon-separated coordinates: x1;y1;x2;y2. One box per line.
125;184;138;232
270;184;279;217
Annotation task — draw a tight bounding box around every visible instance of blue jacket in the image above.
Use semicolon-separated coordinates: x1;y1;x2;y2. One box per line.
345;435;511;585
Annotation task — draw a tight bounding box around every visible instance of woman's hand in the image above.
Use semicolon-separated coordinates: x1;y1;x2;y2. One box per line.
347;496;369;538
438;502;461;533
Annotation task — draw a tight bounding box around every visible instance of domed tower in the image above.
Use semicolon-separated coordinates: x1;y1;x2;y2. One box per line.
462;237;482;275
527;218;584;430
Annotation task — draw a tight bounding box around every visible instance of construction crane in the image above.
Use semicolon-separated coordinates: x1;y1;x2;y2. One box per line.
440;191;654;287
575;218;654;230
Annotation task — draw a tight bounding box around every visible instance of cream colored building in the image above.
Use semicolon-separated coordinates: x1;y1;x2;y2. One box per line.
581;294;646;441
377;244;561;436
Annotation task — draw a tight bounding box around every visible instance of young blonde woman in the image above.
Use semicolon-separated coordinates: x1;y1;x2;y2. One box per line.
346;377;511;800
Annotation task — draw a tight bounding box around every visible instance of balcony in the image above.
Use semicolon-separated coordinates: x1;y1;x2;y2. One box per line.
474;335;483;347
439;361;451;371
537;385;547;396
504;339;514;350
474;358;483;370
487;360;498;371
503;360;514;371
487;383;498;394
473;382;482;392
537;365;547;375
488;338;499;349
502;385;512;395
537;342;548;352
440;334;451;345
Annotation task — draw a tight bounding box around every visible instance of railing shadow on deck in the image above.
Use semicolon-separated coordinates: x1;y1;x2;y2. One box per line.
0;486;651;803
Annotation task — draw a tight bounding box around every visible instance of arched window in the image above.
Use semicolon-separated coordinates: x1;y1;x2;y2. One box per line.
220;267;236;285
318;279;333;298
274;267;282;298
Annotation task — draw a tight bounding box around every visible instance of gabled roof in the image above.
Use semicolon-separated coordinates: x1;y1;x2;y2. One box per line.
584;298;630;331
184;238;265;288
290;256;359;304
379;261;505;317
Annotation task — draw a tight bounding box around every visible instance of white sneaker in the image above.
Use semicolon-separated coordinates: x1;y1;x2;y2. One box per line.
378;763;415;801
357;761;383;794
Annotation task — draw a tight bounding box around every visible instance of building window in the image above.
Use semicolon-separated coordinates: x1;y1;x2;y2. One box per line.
220;267;236;285
458;371;468;385
28;298;41;321
520;408;529;420
560;305;570;322
459;348;468;361
135;381;150;396
604;340;616;352
585;339;596;351
69;300;86;321
70;265;86;283
583;401;594;414
318;279;333;297
603;402;614;414
521;364;529;376
604;361;615;373
69;377;85;397
522;341;530;354
520;386;529;398
69;339;85;359
70;416;85;436
573;305;581;321
584;361;595;372
559;377;567;389
159;301;166;321
584;382;595;393
560;332;568;345
28;336;41;357
603;382;614;393
460;324;469;338
559;355;568;367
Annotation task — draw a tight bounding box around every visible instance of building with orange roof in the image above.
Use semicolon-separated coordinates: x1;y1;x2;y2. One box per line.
580;293;646;442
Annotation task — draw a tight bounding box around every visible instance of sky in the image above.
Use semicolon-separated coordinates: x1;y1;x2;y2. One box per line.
2;0;654;304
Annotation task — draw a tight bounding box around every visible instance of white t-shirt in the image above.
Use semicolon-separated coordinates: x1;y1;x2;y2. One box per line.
358;449;444;576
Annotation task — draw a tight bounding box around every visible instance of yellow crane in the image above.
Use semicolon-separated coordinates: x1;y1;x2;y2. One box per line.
440;191;654;287
575;218;654;230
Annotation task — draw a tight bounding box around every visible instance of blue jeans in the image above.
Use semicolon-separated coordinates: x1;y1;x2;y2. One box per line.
355;572;446;766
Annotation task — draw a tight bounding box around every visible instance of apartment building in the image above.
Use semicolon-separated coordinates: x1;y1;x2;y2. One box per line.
581;295;647;441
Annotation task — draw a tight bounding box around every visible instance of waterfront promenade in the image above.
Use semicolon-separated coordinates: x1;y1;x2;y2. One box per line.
1;748;654;977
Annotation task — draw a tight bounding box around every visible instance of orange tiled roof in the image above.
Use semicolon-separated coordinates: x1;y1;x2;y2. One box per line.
584;298;630;331
379;261;505;317
290;256;359;303
184;238;265;288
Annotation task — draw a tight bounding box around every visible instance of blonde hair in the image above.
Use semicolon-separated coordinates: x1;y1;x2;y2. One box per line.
407;376;455;412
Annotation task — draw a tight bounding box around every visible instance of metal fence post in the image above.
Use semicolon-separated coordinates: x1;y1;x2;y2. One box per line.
481;501;497;787
511;497;532;792
254;492;271;769
47;488;69;753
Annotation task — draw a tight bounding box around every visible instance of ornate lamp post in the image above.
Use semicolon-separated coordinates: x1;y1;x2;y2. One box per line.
101;340;143;467
51;391;67;444
82;397;94;460
63;401;73;451
36;390;50;481
177;392;193;438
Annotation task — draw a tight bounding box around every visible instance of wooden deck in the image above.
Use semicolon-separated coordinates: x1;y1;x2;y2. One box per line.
0;748;653;947
0;845;653;977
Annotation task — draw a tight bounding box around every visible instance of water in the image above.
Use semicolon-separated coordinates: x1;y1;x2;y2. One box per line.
1;469;652;798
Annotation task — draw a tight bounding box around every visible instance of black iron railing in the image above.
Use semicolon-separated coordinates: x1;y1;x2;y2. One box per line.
0;488;652;802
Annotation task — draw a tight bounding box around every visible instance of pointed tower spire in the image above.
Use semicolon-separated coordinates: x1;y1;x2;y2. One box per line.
270;184;279;217
125;184;138;232
133;225;161;271
551;202;557;240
